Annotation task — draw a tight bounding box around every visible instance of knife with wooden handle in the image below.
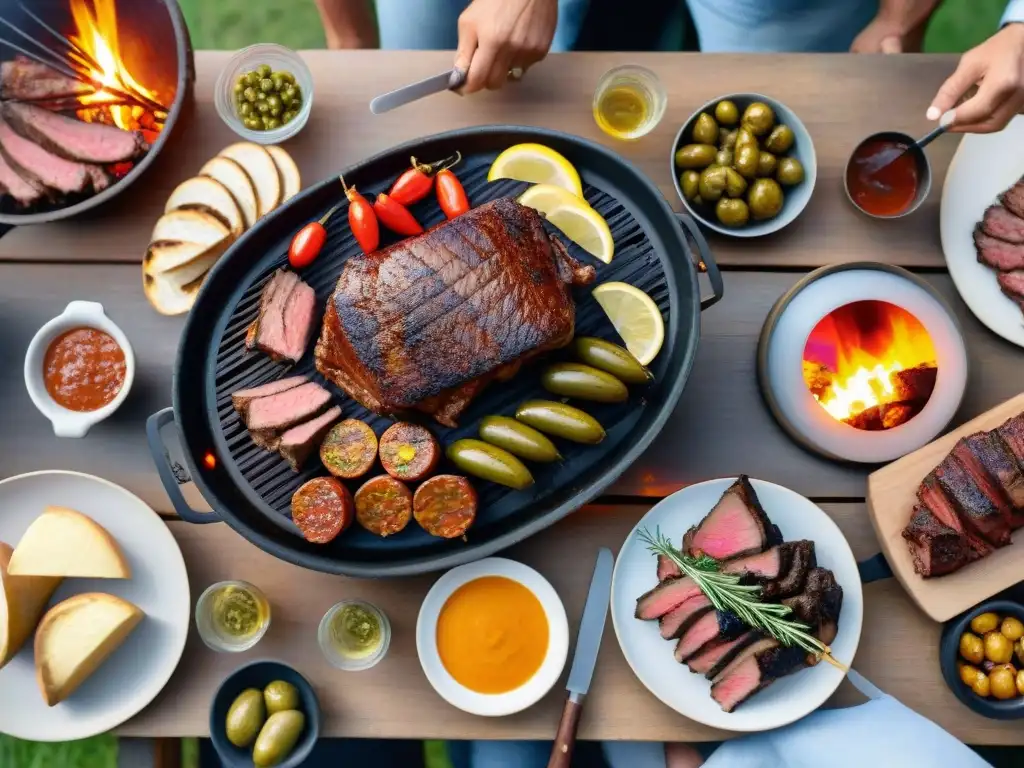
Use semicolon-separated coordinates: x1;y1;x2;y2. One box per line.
547;547;614;768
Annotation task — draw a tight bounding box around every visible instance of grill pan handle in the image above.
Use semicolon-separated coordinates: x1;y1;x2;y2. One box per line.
146;408;219;525
675;213;723;311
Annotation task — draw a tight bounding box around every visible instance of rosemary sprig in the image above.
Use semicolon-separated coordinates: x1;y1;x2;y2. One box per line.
638;527;847;671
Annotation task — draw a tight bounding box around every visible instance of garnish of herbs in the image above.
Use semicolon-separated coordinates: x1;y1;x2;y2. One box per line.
638;527;847;671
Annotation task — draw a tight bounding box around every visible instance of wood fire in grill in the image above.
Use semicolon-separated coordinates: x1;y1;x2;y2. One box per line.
803;300;938;431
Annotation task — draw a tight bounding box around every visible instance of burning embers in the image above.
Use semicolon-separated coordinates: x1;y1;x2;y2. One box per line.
803;300;938;431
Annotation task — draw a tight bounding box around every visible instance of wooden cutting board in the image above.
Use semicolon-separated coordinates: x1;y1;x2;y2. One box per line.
867;392;1024;623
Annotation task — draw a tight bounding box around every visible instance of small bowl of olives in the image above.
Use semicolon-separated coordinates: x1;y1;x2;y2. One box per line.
211;659;321;767
215;44;313;144
670;93;816;237
941;599;1024;719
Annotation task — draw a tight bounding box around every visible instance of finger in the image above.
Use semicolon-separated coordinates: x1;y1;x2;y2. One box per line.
880;35;902;54
928;55;985;118
464;40;499;94
486;46;515;91
951;72;1019;129
453;18;478;88
954;95;1024;134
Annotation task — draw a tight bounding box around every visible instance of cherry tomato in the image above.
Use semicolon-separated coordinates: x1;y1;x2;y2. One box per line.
342;176;380;253
373;193;423;236
389;152;462;206
289;203;341;268
437;169;469;219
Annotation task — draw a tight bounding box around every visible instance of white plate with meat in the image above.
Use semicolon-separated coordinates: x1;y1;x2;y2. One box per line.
610;476;863;732
941;115;1024;348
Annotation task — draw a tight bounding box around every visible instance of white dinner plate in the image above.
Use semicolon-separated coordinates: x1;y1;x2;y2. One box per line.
0;471;190;741
941;115;1024;348
610;477;863;732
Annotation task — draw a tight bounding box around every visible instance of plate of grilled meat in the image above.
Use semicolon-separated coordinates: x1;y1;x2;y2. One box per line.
611;476;862;732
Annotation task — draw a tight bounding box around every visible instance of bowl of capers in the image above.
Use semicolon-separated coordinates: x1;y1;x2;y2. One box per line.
215;44;313;144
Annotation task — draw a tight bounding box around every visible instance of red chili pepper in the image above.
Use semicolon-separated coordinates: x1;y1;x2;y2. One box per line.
436;168;469;219
388;152;462;206
289;203;341;268
373;193;423;236
342;176;380;254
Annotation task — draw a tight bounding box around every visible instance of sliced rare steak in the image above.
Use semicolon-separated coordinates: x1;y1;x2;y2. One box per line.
0;58;92;101
997;416;1024;466
0;116;97;195
0;150;43;205
232;375;309;416
917;473;991;559
902;504;972;578
781;568;844;646
683;475;782;560
935;454;1012;547
961;432;1024;527
997;271;1024;300
658;596;712;640
247;269;317;363
686;631;763;679
982;204;1024;244
950;437;1018;529
635;576;703;620
721;544;789;583
673;610;747;663
975;229;1024;272
2;102;146;164
278;405;342;471
710;640;811;713
1003;179;1024;219
243;381;333;432
657;553;682;582
760;540;816;600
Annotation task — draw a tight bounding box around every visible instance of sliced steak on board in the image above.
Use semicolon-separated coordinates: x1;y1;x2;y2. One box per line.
1;102;147;164
960;432;1024;526
981;204;1024;244
997;416;1024;466
683;475;783;560
975;229;1024;272
917;473;991;559
903;504;972;578
951;437;1020;529
935;454;1012;547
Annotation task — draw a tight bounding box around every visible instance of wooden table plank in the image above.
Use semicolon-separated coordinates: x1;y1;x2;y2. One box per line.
117;504;1023;745
0;52;960;269
1;264;1020;510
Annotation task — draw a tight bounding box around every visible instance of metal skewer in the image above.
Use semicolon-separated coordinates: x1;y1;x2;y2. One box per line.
17;1;104;76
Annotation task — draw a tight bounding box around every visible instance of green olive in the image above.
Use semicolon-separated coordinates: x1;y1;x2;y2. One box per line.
225;688;266;748
733;145;760;179
674;144;718;170
256;99;271;115
765;124;796;154
271;73;288;91
256;64;273;79
542;363;629;403
239;102;253;117
698;165;728;203
741;101;776;137
719;128;738;151
252;710;305;768
756;151;778;178
748;178;784;220
516;400;605;445
479;415;562;463
447;439;534;489
735;126;759;151
265;117;282;130
280;91;294;107
267;94;283;112
714;100;739;126
692;112;719;146
680;170;700;202
243;86;258;103
245;117;263;130
572;337;653;384
278;70;296;84
282;111;297;124
776;156;805;186
723;167;748;198
233;81;245;96
716;197;750;228
715;149;734;168
263;681;300;716
245;71;261;87
259;78;275;93
283;84;298;101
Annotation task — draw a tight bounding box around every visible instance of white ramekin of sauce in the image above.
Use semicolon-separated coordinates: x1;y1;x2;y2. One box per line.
24;301;135;438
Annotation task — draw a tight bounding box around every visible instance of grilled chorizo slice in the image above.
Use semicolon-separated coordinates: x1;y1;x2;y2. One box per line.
320;419;378;479
378;422;440;481
413;475;478;539
291;477;354;544
354;475;413;537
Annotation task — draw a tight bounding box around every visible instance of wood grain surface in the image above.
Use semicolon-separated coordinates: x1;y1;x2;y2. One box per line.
868;392;1024;622
0;51;961;268
115;505;1024;745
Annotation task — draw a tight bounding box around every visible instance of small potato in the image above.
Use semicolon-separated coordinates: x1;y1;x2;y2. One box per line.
1001;616;1024;642
1016;638;1024;666
985;631;1014;664
991;667;1017;700
972;673;992;698
959;632;985;665
971;612;1001;635
960;663;983;687
1017;669;1024;696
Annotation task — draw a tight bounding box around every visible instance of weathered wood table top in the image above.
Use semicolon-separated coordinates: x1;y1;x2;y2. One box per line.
2;50;1023;745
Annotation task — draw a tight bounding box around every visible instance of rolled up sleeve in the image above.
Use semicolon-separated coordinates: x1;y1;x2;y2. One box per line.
1004;0;1024;25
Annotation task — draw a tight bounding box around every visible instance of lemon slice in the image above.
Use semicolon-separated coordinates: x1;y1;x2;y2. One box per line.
518;183;589;215
488;143;584;197
591;282;664;365
545;200;615;264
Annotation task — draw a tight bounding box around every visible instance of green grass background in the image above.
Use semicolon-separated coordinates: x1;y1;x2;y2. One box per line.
1;0;1010;766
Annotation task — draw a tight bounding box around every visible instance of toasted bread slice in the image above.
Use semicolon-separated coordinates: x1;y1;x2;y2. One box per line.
165;176;244;236
144;239;230;278
143;266;208;316
0;541;61;669
8;506;130;579
219;142;281;218
200;156;259;229
150;209;230;248
267;145;301;204
35;592;143;705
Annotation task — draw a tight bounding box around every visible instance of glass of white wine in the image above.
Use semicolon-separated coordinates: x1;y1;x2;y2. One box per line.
593;65;667;141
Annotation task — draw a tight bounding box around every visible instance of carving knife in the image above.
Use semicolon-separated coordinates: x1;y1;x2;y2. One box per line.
547;547;614;768
369;69;466;114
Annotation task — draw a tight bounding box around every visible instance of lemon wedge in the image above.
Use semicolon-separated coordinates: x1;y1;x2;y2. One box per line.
518;183;589;215
545;200;615;264
591;282;664;365
488;144;584;197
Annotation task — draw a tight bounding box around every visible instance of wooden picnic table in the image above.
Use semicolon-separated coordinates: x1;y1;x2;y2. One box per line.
1;50;1023;746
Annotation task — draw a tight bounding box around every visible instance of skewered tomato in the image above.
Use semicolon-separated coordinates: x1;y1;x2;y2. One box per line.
341;176;379;254
437;168;469;219
373;193;423;236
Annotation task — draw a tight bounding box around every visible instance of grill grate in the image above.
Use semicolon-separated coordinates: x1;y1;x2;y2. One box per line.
211;151;675;549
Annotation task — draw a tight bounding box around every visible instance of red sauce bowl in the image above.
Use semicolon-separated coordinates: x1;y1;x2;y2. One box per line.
844;131;932;219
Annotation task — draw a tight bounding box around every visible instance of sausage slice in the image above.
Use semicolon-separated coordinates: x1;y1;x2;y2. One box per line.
413;475;478;539
378;422;440;481
320;419;378;479
291;477;354;544
354;475;413;537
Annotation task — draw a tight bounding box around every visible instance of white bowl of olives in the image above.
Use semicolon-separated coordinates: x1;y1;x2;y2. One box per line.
671;93;817;237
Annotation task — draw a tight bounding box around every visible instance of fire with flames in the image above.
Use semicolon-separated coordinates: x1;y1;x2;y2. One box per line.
803;301;938;431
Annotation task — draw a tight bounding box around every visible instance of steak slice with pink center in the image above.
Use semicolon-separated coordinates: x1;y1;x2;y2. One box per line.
1003;179;1024;219
981;204;1024;244
656;553;682;582
710;641;811;713
936;453;1012;547
2;101;147;164
917;474;990;559
658;595;712;640
232;375;309;416
683;475;781;560
997;271;1024;300
634;577;702;620
244;381;332;432
0;116;90;194
959;432;1024;527
975;229;1024;271
673;610;747;663
686;631;763;678
278;405;342;471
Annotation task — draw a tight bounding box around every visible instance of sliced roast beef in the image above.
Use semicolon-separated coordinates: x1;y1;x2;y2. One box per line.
975;229;1024;272
686;631;763;679
982;204;1024;244
760;540;816;600
0;58;93;101
683;476;782;560
2;102;146;164
658;595;712;640
247;270;317;364
0;116;97;195
721;545;788;582
232;375;309;415
673;610;747;663
278;405;342;471
635;577;703;620
1003;179;1024;219
0;151;43;205
997;416;1024;466
902;504;972;578
997;271;1024;300
244;381;333;432
936;454;1012;546
710;641;811;713
917;473;991;559
656;554;682;582
951;437;1018;529
782;568;844;645
960;432;1024;527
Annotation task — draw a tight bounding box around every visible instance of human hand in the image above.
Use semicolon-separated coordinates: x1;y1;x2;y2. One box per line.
850;0;938;53
454;0;558;94
928;23;1024;133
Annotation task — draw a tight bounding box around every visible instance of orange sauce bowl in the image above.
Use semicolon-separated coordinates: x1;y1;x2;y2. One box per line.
416;558;569;716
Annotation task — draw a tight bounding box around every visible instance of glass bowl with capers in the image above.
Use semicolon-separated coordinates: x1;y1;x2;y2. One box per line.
670;93;817;238
215;44;313;144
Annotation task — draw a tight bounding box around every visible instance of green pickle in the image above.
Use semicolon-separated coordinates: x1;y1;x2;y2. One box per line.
479;415;562;463
515;400;606;445
571;337;652;384
447;439;534;490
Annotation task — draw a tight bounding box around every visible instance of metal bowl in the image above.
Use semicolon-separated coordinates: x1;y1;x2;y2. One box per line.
844;131;932;219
